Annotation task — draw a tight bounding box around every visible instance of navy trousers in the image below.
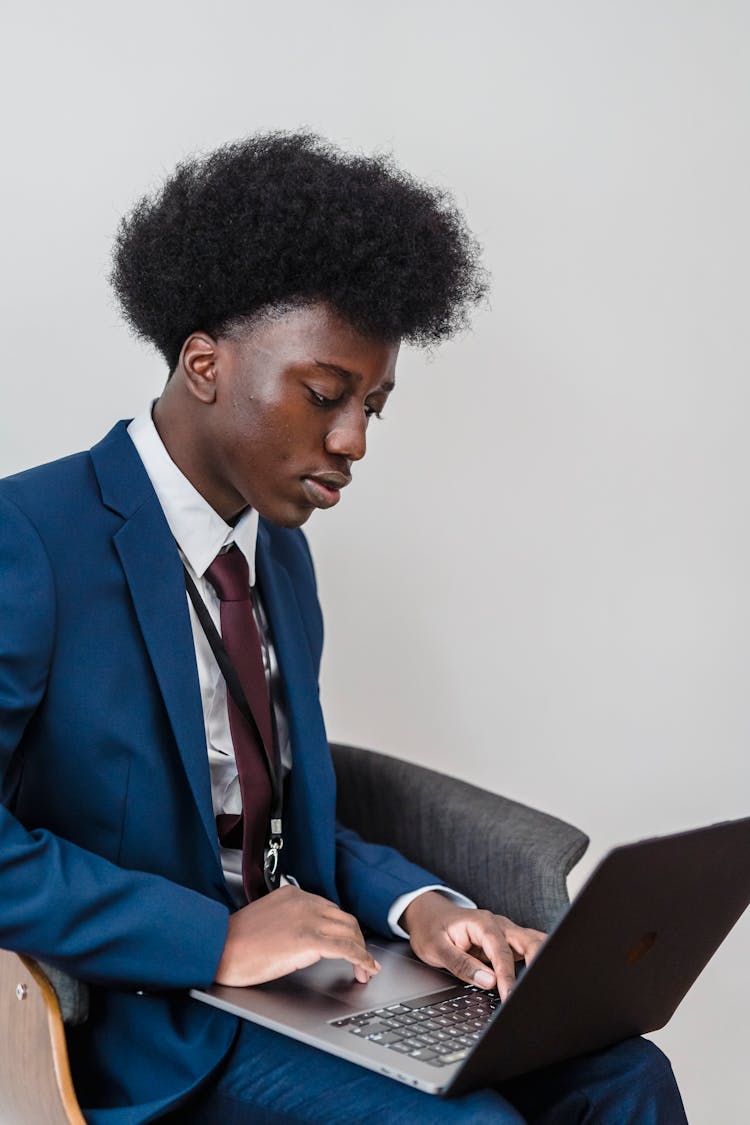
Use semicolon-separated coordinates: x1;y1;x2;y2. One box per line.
165;1015;688;1124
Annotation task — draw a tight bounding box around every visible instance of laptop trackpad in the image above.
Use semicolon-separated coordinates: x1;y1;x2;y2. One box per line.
255;947;458;1012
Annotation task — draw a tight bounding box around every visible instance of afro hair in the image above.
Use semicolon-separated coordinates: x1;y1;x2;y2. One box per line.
110;131;488;371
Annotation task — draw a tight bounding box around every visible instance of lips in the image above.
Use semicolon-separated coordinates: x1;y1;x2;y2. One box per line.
301;472;351;510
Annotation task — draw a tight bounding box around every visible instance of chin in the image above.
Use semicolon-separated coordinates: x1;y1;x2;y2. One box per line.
262;505;314;530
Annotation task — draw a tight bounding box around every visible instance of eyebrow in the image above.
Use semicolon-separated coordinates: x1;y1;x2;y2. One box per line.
313;360;395;393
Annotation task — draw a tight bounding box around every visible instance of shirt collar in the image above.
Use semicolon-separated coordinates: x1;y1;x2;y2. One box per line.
127;403;259;584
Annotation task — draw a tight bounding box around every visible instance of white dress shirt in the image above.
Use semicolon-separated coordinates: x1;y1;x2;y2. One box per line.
127;404;473;935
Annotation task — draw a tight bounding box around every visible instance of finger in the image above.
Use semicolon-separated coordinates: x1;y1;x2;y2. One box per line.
479;945;516;1001
470;921;548;997
352;957;381;983
318;913;373;958
334;910;370;949
316;902;370;939
461;921;519;1001
505;926;547;966
318;935;381;977
427;932;506;994
520;934;546;966
353;963;379;984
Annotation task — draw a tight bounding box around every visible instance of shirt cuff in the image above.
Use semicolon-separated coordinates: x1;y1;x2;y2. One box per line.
387;885;477;939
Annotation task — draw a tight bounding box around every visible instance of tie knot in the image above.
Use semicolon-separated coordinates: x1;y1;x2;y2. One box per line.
205;544;251;602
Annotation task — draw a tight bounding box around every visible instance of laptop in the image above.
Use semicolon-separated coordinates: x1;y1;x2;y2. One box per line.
191;816;750;1096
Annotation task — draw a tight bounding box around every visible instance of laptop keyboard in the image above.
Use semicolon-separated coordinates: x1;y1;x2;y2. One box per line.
330;983;500;1067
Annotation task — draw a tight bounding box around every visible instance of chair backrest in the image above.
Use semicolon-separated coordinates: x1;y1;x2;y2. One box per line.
0;948;84;1125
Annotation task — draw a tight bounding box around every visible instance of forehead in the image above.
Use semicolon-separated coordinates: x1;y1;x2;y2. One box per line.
228;302;399;390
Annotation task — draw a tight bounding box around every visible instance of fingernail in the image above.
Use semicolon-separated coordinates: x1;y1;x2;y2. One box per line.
473;969;495;988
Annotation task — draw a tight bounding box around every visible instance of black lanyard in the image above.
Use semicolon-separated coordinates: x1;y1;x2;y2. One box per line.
183;564;284;890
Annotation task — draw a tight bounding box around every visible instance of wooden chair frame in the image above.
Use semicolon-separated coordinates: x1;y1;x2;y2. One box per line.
0;950;85;1125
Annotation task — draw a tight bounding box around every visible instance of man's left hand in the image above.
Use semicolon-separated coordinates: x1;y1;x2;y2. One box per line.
400;891;546;1001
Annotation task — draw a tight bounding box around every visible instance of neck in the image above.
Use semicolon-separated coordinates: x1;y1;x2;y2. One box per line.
151;382;246;522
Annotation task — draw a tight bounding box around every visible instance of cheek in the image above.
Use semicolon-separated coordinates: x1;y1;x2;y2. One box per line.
224;387;321;476
267;401;323;462
240;406;301;471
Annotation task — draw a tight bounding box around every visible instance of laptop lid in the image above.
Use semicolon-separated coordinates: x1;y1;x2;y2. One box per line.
447;815;750;1093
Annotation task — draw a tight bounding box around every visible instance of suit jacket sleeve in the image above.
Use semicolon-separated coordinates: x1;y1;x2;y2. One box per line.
0;495;229;990
334;821;447;935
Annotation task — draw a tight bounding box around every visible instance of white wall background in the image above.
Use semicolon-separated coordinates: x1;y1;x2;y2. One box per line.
1;2;748;1120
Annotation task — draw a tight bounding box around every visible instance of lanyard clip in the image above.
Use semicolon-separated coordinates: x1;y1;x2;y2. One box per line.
263;819;284;891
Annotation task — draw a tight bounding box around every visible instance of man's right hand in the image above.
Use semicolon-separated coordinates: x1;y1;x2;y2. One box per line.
214;884;381;987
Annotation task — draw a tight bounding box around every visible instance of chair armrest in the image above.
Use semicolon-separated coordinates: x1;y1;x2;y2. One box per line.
330;743;589;933
36;961;89;1026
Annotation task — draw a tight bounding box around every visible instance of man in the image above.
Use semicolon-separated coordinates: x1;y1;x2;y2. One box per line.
0;132;686;1123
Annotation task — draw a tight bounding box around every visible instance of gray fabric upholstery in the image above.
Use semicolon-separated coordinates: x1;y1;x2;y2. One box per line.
37;743;588;1024
37;960;89;1026
330;743;589;933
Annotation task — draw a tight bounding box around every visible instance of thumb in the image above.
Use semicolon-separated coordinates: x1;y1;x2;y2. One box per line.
438;940;497;990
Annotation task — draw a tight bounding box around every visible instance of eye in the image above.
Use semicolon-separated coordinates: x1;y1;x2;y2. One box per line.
307;387;343;408
364;404;385;420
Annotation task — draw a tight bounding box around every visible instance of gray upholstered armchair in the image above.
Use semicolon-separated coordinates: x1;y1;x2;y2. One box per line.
0;744;588;1125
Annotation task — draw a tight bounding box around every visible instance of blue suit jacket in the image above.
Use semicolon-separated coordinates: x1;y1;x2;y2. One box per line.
0;421;440;1124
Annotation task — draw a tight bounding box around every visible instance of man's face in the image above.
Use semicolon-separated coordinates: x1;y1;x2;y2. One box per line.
187;303;398;527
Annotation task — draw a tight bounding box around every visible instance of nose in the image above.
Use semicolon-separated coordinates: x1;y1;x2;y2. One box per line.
325;408;368;462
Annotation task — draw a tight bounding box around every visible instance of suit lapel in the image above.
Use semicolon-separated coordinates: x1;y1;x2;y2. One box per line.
91;423;220;865
256;524;338;899
90;422;337;894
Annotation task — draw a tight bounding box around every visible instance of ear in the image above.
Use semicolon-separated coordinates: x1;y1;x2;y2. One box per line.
179;332;221;404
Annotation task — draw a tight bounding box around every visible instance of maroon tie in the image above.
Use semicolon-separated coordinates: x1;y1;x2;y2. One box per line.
205;545;274;901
